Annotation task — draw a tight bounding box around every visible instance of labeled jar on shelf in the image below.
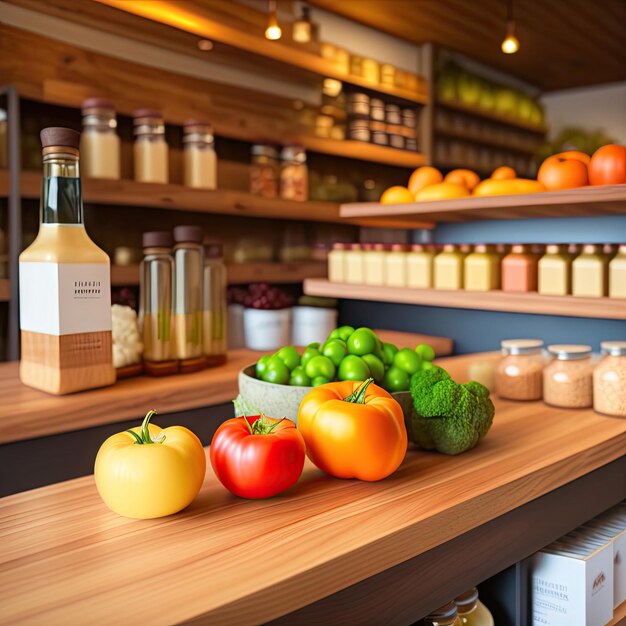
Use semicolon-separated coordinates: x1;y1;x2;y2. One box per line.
423;602;462;626
348;118;371;142
363;243;387;286
344;243;364;284
543;344;594;409
250;145;279;199
172;225;205;372
464;244;500;291
347;93;370;117
454;588;494;626
502;244;539;292
80;98;121;179
593;341;626;416
572;244;608;297
434;244;466;290
183;119;217;190
407;244;435;289
280;146;308;201
609;244;626;298
328;242;348;283
361;58;380;84
370;98;385;121
370;121;388;146
495;339;545;401
203;242;227;367
538;244;571;296
388;132;405;150
133;108;168;184
139;231;177;376
385;103;402;125
380;64;396;87
385;243;409;287
349;54;364;78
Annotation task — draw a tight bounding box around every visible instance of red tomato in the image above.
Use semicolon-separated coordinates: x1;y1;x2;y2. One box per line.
537;153;589;190
210;415;305;498
588;144;626;185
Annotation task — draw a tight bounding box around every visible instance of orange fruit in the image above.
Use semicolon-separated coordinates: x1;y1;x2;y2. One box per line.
538;155;589;191
380;186;415;204
491;166;517;180
444;169;480;191
554;150;591;166
408;166;443;194
415;182;470;201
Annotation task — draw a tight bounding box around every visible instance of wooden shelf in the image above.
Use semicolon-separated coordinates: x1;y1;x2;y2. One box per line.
435;125;541;156
303;280;626;320
112;261;328;286
0;279;10;302
607;599;626;626
3;170;431;228
436;99;548;134
340;184;626;223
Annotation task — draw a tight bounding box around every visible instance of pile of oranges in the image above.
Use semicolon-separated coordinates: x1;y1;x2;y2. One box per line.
380;144;626;205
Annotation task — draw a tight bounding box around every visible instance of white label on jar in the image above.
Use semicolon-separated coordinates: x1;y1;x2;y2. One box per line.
19;262;112;335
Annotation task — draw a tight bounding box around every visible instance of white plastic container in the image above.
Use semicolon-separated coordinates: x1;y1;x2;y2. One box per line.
243;307;292;351
292;306;338;346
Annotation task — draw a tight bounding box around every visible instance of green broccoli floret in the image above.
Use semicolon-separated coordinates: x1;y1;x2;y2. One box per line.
409;365;495;455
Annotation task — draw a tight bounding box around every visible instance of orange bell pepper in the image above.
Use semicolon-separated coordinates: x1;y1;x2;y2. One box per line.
298;378;407;481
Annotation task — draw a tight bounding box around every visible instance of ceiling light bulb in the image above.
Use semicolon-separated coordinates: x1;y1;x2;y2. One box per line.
197;39;213;51
501;32;519;54
265;0;281;40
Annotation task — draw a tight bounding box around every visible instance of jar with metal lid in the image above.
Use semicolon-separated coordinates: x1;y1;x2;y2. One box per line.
280;146;308;201
139;230;176;375
250;145;279;198
454;588;494;626
572;244;608;297
80;98;121;179
424;601;462;626
328;242;348;283
183;119;216;190
363;243;387;286
495;339;545;401
609;244;626;299
543;344;593;408
172;225;205;371
203;242;227;367
133;108;168;183
593;341;626;416
385;103;402;125
344;243;365;284
385;244;409;287
370;98;385;121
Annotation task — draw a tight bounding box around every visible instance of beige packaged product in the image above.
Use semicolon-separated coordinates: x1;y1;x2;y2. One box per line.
543;344;593;408
464;244;500;291
344;243;364;284
133;108;168;184
80;98;121;180
572;244;608;297
538;244;572;296
593;341;626;416
183;119;217;190
609;244;626;298
434;244;466;290
363;243;386;286
328;242;347;283
385;244;408;287
495;339;545;401
407;244;435;288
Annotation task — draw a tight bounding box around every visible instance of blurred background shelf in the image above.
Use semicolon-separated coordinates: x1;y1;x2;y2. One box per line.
303;280;626;320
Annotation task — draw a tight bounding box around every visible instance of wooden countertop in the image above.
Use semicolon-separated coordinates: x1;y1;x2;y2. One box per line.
1;352;624;625
0;330;453;444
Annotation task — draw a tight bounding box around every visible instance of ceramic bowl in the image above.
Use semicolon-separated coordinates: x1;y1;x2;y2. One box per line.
238;364;416;427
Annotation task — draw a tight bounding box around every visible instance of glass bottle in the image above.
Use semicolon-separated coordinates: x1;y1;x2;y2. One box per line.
538;244;571;296
454;588;494;626
464;244;500;291
593;341;626;416
80;98;121;180
572;244;608;297
183;119;217;190
203;242;228;367
434;244;466;290
495;339;545;401
407;244;435;289
280;146;308;201
424;601;462;626
386;244;409;287
502;244;539;292
328;242;347;283
250;145;279;198
139;230;176;375
172;225;205;371
609;244;626;299
544;344;594;408
133;108;169;184
19;127;115;394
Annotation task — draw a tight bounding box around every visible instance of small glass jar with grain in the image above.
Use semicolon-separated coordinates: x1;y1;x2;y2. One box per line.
544;345;594;409
495;339;545;401
593;341;626;416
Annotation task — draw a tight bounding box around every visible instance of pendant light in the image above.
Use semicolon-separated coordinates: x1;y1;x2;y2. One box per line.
265;0;282;41
292;4;313;43
501;0;520;54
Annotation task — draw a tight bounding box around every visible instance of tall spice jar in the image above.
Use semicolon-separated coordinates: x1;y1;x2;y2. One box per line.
139;231;177;376
250;145;279;198
502;244;539;291
80;98;121;179
423;602;462;626
454;588;494;626
538;244;571;296
407;244;435;288
593;341;626;416
183;119;217;190
363;243;386;286
495;339;545;401
133;109;168;183
280;146;308;201
572;244;608;297
203;243;227;367
543;345;594;409
609;244;626;298
172;225;205;372
385;244;409;287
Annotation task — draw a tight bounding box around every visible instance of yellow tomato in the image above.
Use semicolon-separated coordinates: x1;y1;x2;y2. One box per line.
95;410;206;519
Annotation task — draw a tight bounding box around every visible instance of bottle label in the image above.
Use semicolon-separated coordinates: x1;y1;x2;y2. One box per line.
19;262;112;335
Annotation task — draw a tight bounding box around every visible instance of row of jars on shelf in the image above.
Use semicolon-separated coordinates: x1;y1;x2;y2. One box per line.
139;226;227;376
327;243;626;298
423;588;493;626
493;339;626;416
